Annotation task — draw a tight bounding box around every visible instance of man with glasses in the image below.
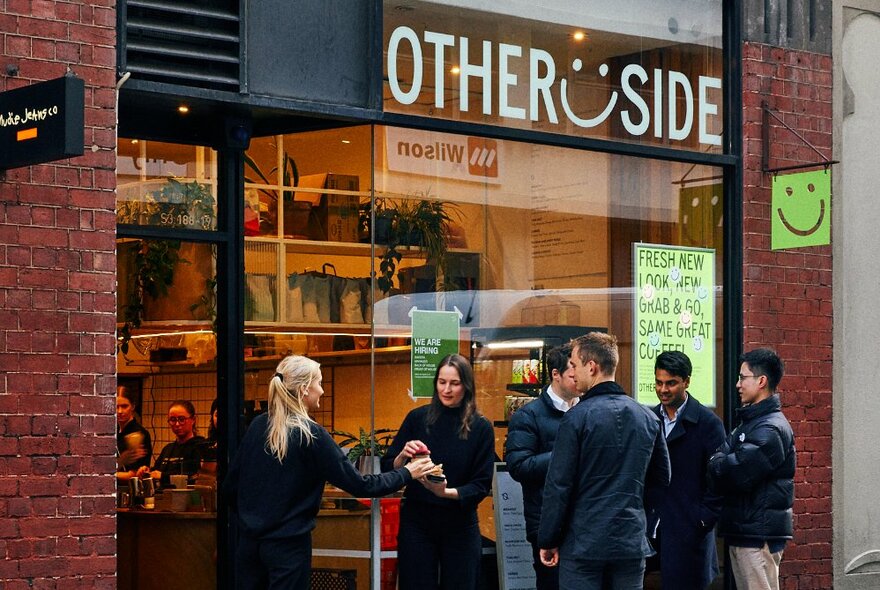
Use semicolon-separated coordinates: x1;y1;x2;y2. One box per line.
708;348;795;590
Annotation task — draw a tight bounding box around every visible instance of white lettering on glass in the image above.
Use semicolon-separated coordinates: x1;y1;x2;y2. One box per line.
385;26;722;147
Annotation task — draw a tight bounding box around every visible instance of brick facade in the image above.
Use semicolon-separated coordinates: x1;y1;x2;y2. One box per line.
742;42;833;589
0;1;118;588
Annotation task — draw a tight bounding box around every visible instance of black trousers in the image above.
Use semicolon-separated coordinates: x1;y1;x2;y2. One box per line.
235;531;312;590
397;502;482;590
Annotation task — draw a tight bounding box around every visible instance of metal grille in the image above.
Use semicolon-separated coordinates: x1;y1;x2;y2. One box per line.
121;0;241;91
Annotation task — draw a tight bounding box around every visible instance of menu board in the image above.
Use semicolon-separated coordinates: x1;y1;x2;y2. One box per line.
633;244;715;406
493;463;537;590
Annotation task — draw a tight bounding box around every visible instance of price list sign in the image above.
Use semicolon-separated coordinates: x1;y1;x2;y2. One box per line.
633;244;715;407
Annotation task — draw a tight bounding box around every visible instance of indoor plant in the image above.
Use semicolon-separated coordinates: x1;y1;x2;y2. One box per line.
331;427;398;474
376;198;459;295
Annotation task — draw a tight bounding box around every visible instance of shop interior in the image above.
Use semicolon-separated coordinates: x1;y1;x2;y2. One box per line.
114;125;725;590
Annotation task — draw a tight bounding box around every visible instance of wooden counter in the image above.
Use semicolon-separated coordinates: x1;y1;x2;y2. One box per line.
118;509;217;590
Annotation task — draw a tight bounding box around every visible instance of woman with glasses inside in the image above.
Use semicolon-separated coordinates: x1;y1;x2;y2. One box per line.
136;400;205;487
226;355;436;590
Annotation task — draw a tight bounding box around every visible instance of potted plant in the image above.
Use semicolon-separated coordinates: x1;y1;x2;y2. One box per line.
331;427;398;474
376;198;460;295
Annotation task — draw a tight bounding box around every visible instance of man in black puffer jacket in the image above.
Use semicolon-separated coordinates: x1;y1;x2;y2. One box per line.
708;348;795;590
506;344;579;590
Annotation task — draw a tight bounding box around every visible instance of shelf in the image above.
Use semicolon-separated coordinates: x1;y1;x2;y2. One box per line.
505;383;543;396
246;236;478;258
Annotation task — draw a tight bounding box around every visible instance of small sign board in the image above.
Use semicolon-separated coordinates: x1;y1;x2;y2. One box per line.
410;309;460;398
0;76;84;170
771;169;832;250
493;463;536;590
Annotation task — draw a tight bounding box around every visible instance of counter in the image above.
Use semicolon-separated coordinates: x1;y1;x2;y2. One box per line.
118;509;216;590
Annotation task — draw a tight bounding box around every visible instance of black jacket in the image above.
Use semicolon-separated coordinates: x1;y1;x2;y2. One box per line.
646;395;725;590
537;381;670;559
227;413;412;540
504;389;566;542
707;394;795;543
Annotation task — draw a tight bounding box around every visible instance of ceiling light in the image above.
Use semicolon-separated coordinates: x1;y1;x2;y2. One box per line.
485;340;545;350
573;31;586;41
178;105;190;114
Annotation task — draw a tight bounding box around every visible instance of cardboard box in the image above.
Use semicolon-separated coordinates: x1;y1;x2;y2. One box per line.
297;173;360;242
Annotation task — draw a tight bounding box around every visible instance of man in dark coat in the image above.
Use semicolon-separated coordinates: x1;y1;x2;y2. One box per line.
645;351;725;590
708;348;795;590
506;344;578;590
538;332;670;590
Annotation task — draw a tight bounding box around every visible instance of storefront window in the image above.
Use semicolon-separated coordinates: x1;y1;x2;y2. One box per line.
237;123;724;588
117;139;218;230
384;0;724;153
116;234;219;589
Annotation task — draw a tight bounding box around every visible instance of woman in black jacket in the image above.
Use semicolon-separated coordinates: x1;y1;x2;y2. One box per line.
227;355;434;590
382;354;495;590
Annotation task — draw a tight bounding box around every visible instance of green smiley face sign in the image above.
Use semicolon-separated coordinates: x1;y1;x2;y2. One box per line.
771;169;832;250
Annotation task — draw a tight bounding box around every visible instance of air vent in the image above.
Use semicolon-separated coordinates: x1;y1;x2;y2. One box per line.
122;0;240;91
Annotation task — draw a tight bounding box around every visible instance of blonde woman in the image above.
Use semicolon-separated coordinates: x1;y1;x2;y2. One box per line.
226;355;434;590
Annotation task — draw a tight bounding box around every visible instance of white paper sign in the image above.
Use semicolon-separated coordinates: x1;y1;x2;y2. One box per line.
493;463;537;590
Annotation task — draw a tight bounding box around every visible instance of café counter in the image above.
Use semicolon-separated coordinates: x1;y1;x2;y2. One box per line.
118;509;216;590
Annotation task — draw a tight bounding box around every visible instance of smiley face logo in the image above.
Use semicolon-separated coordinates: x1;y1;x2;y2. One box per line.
692;336;704;352
648;332;661;349
696;286;709;301
771;170;831;250
642;284;655;301
679;311;693;328
669;267;681;283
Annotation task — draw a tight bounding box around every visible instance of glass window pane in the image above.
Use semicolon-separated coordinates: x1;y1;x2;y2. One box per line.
383;0;724;152
117;140;218;230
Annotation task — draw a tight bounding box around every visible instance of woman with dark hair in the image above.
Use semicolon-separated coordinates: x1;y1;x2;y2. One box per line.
136;400;206;487
381;354;495;590
116;385;152;474
226;355;435;590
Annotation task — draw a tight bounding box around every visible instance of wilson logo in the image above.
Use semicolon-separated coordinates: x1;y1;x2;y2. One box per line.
467;138;498;177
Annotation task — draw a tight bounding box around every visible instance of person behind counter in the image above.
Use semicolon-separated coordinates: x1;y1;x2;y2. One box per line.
116;385;152;473
226;355;435;590
136;400;206;487
381;354;495;590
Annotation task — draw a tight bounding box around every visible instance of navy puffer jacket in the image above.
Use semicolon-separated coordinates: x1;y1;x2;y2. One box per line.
707;394;796;542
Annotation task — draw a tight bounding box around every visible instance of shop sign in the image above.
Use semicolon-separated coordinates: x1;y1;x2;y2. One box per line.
386;127;503;185
0;76;84;170
410;309;461;398
386;25;722;147
771;169;831;250
633;244;715;407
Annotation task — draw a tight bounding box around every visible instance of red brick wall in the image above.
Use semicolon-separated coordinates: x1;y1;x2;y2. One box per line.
0;2;118;587
742;42;833;589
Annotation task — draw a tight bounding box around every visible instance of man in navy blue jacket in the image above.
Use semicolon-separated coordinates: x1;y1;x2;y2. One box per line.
506;344;579;590
708;348;795;590
538;332;670;590
645;351;725;590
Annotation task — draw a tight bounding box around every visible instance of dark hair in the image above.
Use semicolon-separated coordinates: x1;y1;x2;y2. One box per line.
426;354;479;439
740;348;784;392
655;350;692;380
117;385;137;405
546;344;573;377
208;399;219;442
169;400;197;435
572;332;619;375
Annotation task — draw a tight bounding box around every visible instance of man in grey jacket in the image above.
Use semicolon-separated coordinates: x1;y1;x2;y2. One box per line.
538;332;670;590
708;348;795;590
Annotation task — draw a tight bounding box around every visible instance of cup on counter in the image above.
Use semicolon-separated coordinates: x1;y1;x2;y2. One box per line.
170;474;189;489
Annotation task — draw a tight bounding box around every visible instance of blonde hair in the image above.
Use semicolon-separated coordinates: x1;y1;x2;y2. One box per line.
266;355;321;462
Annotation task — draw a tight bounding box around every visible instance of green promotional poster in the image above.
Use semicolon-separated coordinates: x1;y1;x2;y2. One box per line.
771;169;831;250
411;310;461;398
633;244;715;407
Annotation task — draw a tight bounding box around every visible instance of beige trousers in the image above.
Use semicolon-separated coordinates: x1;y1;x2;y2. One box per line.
729;544;784;590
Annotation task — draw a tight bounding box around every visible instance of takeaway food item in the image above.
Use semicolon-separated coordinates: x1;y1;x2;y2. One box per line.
426;463;446;484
